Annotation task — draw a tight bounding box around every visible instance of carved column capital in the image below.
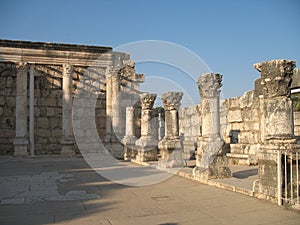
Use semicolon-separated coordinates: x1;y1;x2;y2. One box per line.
162;92;183;111
63;64;73;77
254;59;296;98
140;92;156;110
16;62;28;72
197;73;222;99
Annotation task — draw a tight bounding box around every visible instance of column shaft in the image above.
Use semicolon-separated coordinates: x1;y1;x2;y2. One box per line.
13;63;29;156
61;64;75;155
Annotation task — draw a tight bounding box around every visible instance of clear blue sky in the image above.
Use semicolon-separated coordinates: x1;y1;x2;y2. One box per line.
0;0;299;106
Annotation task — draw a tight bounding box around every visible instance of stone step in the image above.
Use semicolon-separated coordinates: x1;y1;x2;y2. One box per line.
226;153;250;166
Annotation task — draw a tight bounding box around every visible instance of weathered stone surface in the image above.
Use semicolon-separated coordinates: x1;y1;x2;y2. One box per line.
194;73;231;179
227;110;242;123
135;93;157;162
254;59;296;98
158;92;184;168
161;92;183;111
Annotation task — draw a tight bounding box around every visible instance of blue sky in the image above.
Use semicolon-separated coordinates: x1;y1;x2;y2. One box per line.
0;0;299;106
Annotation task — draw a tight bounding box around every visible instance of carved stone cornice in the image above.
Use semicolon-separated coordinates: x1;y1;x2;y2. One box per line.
254;59;296;98
197;73;222;99
162;92;183;111
140;92;156;110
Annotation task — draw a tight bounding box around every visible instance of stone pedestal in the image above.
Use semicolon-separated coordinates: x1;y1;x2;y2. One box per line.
253;59;298;200
135;93;157;162
13;63;29;156
158;92;184;168
61;64;75;155
122;107;137;160
194;73;231;179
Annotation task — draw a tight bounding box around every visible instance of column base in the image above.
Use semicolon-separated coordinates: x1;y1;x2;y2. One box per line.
193;154;231;180
253;140;299;200
194;137;231;180
13;137;29;157
158;138;184;168
61;145;75;156
135;137;158;162
122;136;137;160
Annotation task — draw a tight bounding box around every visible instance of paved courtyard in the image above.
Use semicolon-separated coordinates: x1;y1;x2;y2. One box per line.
0;156;299;225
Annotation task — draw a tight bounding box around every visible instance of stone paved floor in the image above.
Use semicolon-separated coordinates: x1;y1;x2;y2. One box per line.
0;156;299;225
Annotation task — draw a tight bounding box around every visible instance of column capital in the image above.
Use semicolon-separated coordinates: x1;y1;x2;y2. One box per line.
140;92;156;110
63;64;73;77
197;73;222;99
254;59;296;98
16;62;28;72
161;92;183;111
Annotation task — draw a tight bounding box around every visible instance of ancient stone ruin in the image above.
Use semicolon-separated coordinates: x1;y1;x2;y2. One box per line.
0;39;300;208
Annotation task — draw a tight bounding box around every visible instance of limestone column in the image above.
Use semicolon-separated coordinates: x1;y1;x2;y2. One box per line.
13;62;29;156
135;93;157;162
111;72;122;139
105;66;113;142
253;59;298;201
61;64;75;155
158;92;184;168
122;107;137;160
158;110;165;141
193;73;231;179
104;66;124;158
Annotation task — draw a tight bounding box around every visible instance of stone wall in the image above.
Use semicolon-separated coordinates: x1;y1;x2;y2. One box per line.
179;90;261;164
0;62;108;155
294;111;300;137
0;62;16;155
179;105;200;159
221;90;261;165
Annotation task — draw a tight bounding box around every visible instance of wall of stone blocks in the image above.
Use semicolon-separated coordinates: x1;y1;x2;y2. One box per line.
0;62;16;155
294;111;300;137
179;90;261;162
0;62;108;155
221;90;261;164
179;105;200;159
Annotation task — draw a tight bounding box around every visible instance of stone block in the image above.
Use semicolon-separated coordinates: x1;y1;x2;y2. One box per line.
227;110;242;122
228;97;240;108
239;91;254;108
36;118;49;129
0;107;3;116
49;117;61;129
46;108;55;117
0;96;5;105
239;131;259;144
36;129;50;137
243;122;260;131
51;129;62;138
243;109;259;122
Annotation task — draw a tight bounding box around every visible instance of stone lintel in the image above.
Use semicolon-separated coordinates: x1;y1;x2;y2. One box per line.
0;39;112;67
